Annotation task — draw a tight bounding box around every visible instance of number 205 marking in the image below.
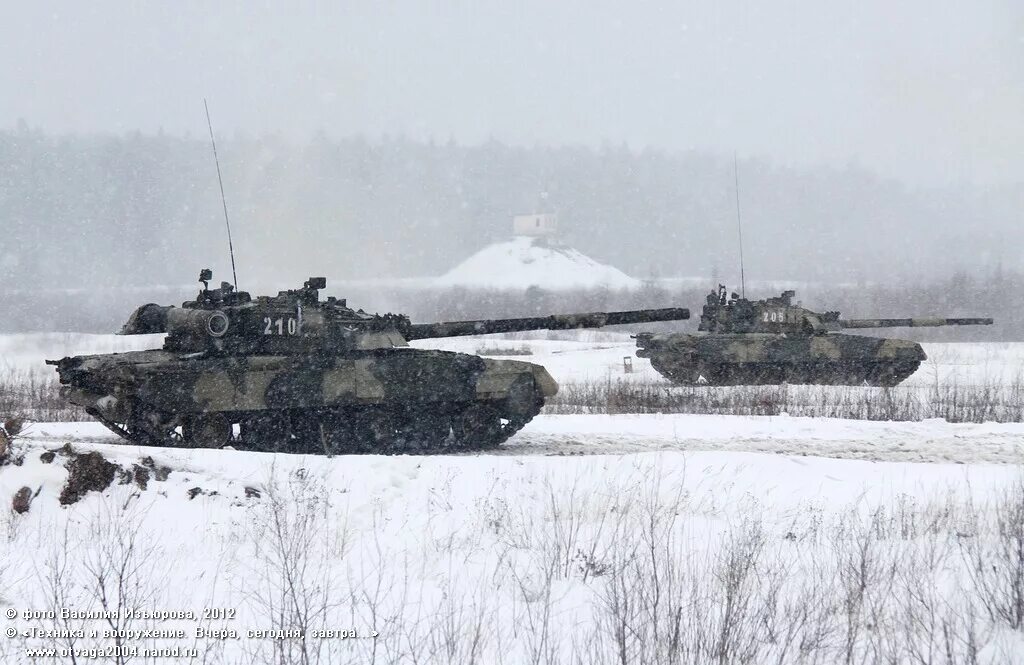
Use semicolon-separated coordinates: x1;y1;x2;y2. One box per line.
761;310;785;323
263;317;298;335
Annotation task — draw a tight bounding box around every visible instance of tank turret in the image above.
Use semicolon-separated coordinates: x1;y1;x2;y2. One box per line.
697;284;992;335
637;285;993;387
119;270;690;354
50;269;690;454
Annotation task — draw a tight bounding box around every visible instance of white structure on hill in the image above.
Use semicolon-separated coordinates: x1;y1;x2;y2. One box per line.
435;213;640;291
513;213;558;238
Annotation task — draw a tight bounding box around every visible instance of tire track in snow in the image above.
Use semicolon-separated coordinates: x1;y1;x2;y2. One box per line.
22;416;1024;465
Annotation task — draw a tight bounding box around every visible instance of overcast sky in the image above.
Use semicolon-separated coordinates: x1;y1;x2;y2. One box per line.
3;1;1022;186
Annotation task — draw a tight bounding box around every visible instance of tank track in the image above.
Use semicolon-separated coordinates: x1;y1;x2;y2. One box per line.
86;390;544;455
651;358;922;387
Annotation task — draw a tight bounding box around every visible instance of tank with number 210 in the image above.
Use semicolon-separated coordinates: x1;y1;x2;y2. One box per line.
49;269;691;453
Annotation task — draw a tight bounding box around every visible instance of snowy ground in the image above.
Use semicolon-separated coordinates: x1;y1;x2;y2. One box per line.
1;433;1024;663
21;414;1024;465
3;332;1024;662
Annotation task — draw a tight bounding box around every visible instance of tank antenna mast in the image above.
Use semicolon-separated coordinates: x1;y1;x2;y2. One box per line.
733;151;746;299
203;98;239;290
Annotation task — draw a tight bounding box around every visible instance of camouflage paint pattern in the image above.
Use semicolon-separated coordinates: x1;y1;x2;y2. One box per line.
637;331;927;386
636;285;992;387
54;349;555;418
49;271;686;452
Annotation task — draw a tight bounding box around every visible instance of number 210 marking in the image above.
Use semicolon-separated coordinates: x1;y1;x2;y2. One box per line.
263;317;298;335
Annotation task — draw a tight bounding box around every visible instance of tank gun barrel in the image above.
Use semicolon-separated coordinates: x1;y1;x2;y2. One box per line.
404;307;690;341
838;317;993;329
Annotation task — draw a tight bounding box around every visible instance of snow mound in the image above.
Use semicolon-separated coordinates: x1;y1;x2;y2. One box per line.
434;237;641;291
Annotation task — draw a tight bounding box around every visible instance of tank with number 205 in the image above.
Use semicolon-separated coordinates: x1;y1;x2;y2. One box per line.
48;269;691;454
635;285;992;386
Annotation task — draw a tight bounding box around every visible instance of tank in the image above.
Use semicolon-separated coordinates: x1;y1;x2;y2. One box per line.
48;269;690;454
635;285;993;387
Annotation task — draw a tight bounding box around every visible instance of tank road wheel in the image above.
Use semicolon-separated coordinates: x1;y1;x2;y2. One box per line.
453;374;543;450
327;409;399;454
91;405;182;448
311;410;360;455
289;415;322;452
311;408;450;455
753;363;791;385
359;411;398;452
371;410;450;454
452;405;505;450
693;362;727;385
649;359;725;385
183;414;232;449
401;411;453;453
865;361;921;387
648;356;692;385
240;414;294;453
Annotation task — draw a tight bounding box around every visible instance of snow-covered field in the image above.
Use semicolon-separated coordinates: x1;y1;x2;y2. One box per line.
21;413;1024;465
1;432;1024;663
3;331;1024;662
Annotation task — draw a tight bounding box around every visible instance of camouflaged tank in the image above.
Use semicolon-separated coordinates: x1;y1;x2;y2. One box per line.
48;270;690;454
635;285;992;387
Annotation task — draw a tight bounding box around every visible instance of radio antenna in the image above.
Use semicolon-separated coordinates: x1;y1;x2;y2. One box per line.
203;98;239;290
733;152;746;299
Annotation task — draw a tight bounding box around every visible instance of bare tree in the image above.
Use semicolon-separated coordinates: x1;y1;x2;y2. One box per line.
81;502;167;665
243;468;347;665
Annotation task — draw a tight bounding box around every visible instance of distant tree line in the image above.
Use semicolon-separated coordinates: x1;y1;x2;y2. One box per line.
1;268;1014;341
0;127;1019;334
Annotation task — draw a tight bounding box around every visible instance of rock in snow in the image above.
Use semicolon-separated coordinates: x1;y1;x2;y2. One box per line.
434;237;641;291
11;486;32;514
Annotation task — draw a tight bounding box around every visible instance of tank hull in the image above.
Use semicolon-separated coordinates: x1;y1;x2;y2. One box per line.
51;348;557;454
636;333;925;387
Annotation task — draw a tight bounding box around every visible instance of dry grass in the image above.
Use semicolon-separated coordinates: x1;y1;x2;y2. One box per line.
547;377;1024;423
473;344;534;356
17;466;1024;664
6;367;1024;425
0;369;82;422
